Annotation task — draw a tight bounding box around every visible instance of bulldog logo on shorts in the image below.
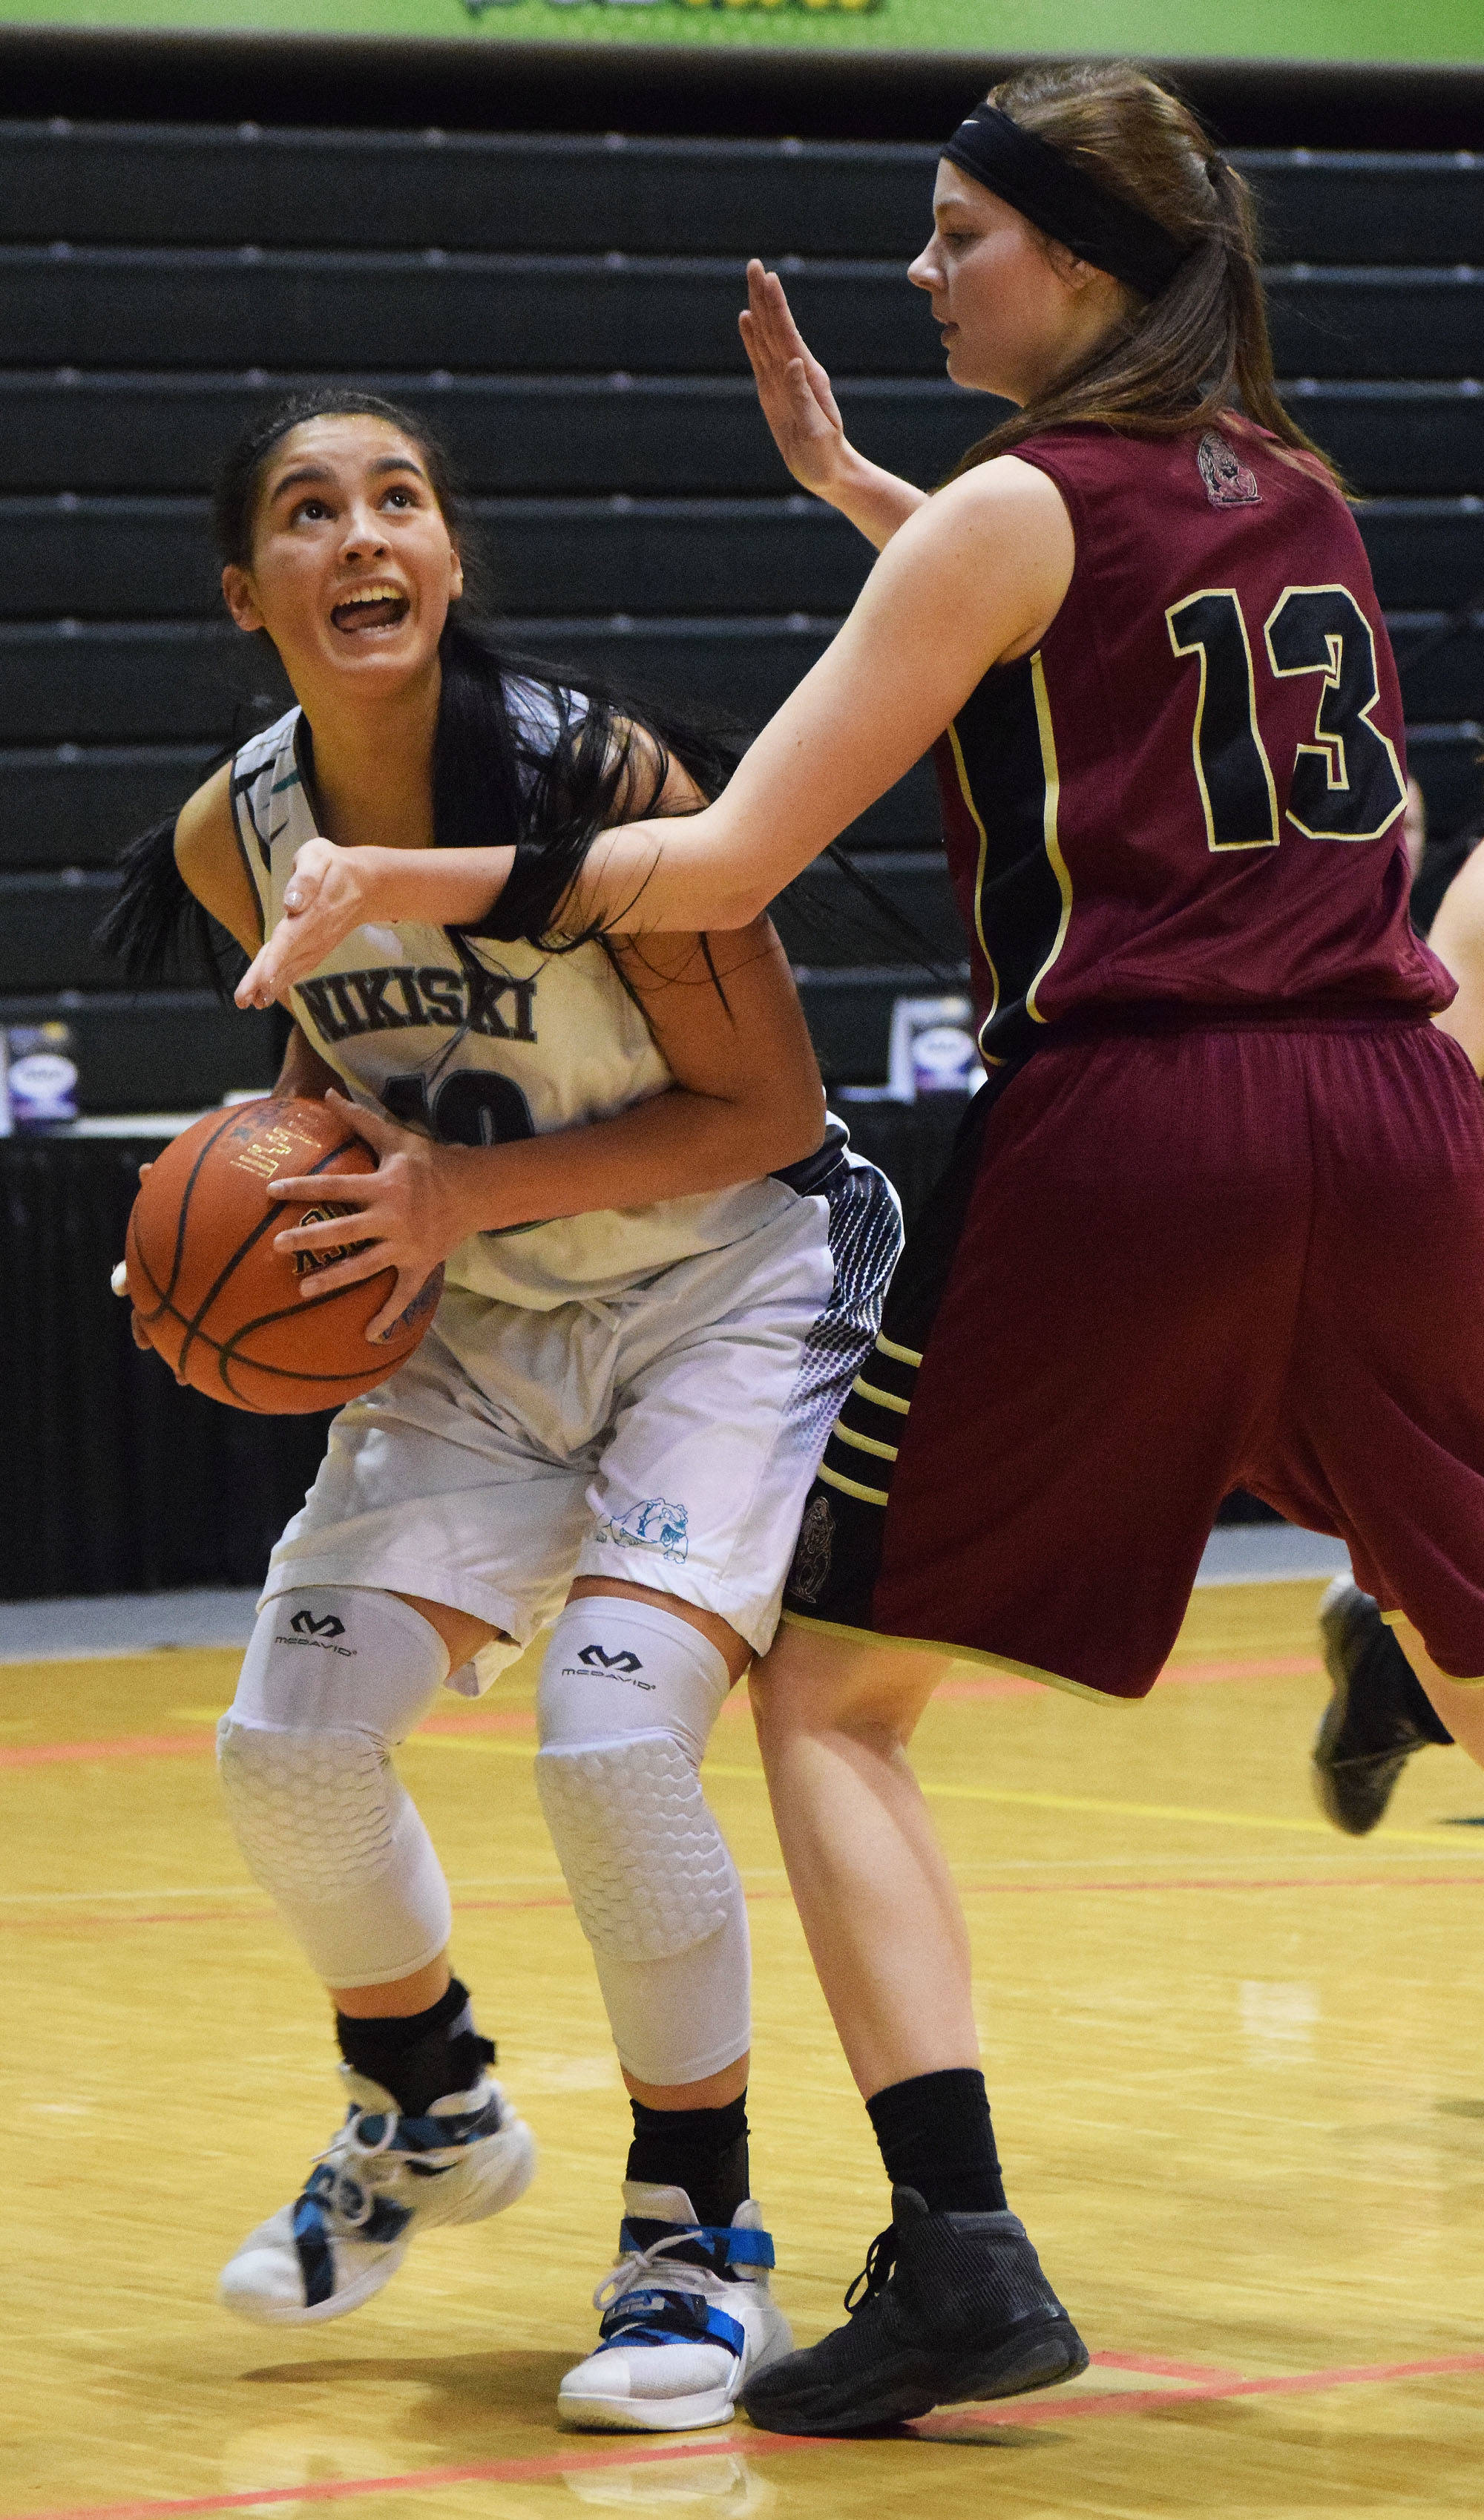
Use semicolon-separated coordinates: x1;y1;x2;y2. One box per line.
594;1497;690;1563
788;1493;835;1605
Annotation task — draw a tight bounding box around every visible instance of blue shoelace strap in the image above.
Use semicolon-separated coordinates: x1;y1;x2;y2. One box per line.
617;2219;775;2271
596;2285;748;2360
287;2098;499;2309
292;2170;413;2307
352;2097;500;2159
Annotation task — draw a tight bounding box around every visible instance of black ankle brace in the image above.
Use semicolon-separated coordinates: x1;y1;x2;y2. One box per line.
627;2092;750;2228
335;1978;494;2117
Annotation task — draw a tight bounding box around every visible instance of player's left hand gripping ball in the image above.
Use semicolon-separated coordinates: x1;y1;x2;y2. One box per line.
266;1090;472;1344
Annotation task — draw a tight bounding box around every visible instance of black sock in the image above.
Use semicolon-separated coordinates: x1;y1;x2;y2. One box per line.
626;2093;750;2228
866;2068;1007;2217
335;1978;493;2116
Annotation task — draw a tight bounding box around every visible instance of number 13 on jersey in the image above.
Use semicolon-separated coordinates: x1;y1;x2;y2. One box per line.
1166;582;1408;853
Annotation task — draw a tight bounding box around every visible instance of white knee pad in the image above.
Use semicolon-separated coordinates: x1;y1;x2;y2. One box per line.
218;1588;453;1989
535;1598;751;2085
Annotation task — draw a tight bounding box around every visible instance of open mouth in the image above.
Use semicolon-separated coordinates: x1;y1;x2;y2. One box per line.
329;581;410;635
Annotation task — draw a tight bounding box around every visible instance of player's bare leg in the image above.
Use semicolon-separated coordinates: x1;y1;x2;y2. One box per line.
740;1622;1086;2435
551;1577;789;2431
216;1589;535;2325
748;1624;976;2093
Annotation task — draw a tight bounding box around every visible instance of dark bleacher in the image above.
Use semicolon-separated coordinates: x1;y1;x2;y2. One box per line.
1;125;1480;1109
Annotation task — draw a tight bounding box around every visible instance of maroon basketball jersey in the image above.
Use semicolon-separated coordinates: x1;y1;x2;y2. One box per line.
932;421;1448;1060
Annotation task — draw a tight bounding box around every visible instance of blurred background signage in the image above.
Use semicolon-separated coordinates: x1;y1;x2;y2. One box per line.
0;1;1479;65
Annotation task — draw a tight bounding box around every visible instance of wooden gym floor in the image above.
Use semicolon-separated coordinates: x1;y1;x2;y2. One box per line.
4;1575;1482;2519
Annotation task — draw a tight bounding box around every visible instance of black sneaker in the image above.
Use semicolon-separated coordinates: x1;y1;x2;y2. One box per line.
1313;1578;1454;1837
740;2185;1088;2435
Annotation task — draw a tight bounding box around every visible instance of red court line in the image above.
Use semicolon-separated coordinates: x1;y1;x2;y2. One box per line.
1091;2350;1243;2380
420;1709;533;1736
955;1872;1484;1896
450;1894;574;1914
0;1651;1330;1772
19;2350;1484;2520
0;1907;259;1934
934;1675;1043;1701
936;1655;1322;1703
1157;1654;1322;1685
7;1873;1484;1940
0;1733;211;1770
917;2349;1484;2437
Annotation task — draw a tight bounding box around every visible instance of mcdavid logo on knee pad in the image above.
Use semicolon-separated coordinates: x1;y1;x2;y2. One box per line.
566;1644;654;1687
280;1611;357;1655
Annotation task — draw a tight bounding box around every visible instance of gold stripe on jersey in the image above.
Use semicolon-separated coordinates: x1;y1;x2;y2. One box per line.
1025;650;1074;1024
876;1331;924;1367
834;1423;900;1463
778;1608;1126;1700
851;1374;910;1416
818;1461;892;1508
945;719;1001;1051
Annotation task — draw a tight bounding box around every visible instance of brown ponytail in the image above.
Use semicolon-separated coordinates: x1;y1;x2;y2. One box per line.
950;62;1345;492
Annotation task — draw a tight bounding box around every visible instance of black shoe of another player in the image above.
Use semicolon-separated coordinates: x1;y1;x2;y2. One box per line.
1313;1577;1454;1837
739;2185;1089;2436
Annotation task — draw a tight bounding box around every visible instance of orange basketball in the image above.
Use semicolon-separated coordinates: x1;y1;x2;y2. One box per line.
125;1096;441;1414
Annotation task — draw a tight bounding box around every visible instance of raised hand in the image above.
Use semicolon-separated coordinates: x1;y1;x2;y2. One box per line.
738;258;853;501
236;837;381;1009
738;258;929;553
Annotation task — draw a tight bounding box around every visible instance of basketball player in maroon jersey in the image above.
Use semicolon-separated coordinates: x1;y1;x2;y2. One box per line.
237;62;1484;2430
1310;810;1484;1831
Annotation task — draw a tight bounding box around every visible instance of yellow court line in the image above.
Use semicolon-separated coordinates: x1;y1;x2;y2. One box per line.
387;1737;1479;1853
408;1734;531;1754
701;1761;1475;1850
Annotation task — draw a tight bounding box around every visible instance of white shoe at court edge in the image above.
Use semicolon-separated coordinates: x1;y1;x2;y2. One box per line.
218;2064;536;2326
558;2183;793;2431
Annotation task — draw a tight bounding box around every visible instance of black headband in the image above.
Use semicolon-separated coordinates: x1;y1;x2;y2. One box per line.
942;102;1189;301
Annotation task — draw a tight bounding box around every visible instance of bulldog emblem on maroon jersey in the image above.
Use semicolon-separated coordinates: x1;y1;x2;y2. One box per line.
788;1493;836;1605
1198;431;1261;508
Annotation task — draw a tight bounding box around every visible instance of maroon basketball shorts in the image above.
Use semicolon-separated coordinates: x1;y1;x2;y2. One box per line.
784;1012;1484;1699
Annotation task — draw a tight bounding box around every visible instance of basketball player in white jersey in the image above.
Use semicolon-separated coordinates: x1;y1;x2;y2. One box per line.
107;390;902;2431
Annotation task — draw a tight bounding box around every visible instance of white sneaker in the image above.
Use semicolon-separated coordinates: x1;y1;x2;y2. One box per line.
218;2065;536;2326
557;2183;792;2432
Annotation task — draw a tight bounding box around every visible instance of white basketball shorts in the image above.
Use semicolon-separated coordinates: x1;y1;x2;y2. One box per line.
261;1152;902;1681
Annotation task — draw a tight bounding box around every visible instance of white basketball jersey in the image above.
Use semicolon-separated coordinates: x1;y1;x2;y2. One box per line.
230;698;795;1311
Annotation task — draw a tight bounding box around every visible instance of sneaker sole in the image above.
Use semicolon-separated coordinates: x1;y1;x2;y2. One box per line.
556;2383;738;2432
743;2313;1089;2436
559;2306;792;2433
219;2243;409;2327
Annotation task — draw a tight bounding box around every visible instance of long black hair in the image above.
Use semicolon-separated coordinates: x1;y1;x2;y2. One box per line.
101;387;952;991
99;390;744;986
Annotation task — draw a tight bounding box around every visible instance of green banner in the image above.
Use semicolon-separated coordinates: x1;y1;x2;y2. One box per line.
0;1;1480;69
